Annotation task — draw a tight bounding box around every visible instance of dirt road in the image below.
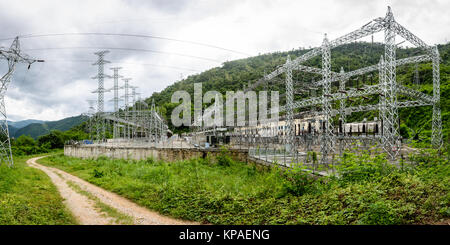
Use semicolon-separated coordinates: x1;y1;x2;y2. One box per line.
27;156;197;225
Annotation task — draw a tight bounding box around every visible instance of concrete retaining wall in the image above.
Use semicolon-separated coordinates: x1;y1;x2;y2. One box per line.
64;145;249;163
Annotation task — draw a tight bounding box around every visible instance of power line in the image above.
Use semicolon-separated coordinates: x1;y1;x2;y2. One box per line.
42;59;202;72
0;32;251;56
23;46;222;63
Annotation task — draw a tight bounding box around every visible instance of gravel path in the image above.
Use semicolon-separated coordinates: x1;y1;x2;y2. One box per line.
27;156;197;225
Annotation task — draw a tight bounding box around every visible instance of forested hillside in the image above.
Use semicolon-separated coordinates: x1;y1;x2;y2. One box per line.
7;120;45;137
144;42;450;143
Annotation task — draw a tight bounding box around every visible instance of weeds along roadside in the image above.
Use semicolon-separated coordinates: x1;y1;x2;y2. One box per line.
37;149;450;225
0;153;77;225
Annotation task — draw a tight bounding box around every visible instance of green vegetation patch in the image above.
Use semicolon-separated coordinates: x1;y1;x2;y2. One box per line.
10;129;88;156
0;155;77;225
38;149;449;225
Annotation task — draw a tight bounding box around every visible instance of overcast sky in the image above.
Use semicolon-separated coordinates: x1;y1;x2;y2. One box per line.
0;0;449;121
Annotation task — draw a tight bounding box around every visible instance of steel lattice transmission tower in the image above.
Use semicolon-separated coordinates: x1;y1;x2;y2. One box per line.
108;67;123;139
121;78;132;139
130;85;139;138
92;50;111;141
0;37;43;166
86;99;97;140
321;34;335;163
150;99;158;141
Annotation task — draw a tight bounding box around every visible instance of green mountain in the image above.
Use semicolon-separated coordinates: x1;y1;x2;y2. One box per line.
7;119;45;129
7;119;45;137
12;115;89;139
8;125;18;136
143;42;450;142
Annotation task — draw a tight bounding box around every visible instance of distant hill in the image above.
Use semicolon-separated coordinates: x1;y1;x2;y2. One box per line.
12;115;89;139
7;119;45;129
8;125;18;136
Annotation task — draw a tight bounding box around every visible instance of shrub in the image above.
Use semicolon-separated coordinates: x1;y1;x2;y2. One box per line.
11;135;52;156
358;201;403;225
145;157;155;164
336;152;395;182
15;135;36;147
37;130;64;149
216;146;233;167
283;167;317;196
91;169;104;178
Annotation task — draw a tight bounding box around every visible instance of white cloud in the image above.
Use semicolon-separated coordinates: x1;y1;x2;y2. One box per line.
0;0;448;121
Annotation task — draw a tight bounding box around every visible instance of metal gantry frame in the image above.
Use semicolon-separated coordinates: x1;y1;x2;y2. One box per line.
431;46;443;149
97;97;168;143
284;55;295;153
221;6;442;165
338;67;348;152
86;52;169;145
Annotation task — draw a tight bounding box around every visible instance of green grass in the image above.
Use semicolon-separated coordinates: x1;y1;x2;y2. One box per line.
0;154;77;225
38;150;450;225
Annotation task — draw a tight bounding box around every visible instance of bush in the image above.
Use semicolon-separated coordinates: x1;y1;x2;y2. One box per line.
283;167;317;196
216;146;233;167
400;123;410;139
15;135;36;147
37;130;64;149
358;201;403;225
11;135;50;156
91;169;104;178
336;152;395;182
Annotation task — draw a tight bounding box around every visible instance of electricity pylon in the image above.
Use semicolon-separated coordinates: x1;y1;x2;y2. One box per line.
130;86;139;138
86;99;97;140
91;50;110;141
107;67;123;139
0;37;44;167
121;78;132;139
